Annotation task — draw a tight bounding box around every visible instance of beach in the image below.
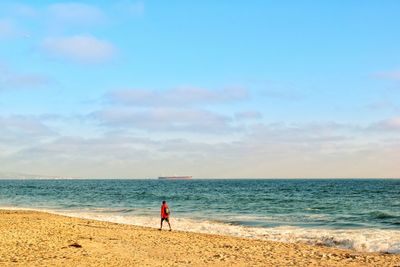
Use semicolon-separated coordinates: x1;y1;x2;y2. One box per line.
0;210;399;266
2;0;399;265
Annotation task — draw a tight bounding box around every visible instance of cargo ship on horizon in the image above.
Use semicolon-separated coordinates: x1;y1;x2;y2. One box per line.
158;175;192;180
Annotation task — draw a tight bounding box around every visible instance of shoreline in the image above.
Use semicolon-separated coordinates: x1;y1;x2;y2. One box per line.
0;210;399;266
1;207;399;255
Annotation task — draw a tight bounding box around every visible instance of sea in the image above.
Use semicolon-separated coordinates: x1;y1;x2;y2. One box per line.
0;179;399;253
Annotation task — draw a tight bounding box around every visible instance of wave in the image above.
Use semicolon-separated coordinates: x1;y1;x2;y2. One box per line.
369;211;399;219
2;207;400;254
59;210;400;254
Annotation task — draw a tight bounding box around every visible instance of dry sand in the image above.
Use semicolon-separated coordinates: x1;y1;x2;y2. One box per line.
0;210;399;266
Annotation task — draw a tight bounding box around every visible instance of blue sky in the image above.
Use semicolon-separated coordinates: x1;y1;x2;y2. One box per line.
0;1;399;178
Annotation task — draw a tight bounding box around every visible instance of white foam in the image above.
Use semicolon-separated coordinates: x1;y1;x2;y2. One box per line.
55;210;400;254
2;207;399;254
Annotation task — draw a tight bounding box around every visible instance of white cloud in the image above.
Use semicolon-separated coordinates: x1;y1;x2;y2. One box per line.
0;64;49;90
374;70;400;81
0;115;52;135
41;35;115;63
3;119;400;178
0;115;55;150
92;107;234;133
2;134;163;177
370;117;400;131
101;86;251;134
235;111;262;121
3;74;48;89
262;89;304;100
107;87;249;106
1;115;400;178
365;100;396;111
48;2;104;25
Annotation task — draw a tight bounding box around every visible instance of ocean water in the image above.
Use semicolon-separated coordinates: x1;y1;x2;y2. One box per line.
0;179;399;253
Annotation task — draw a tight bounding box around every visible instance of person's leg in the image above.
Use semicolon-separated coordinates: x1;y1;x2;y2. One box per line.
159;218;163;230
166;218;171;231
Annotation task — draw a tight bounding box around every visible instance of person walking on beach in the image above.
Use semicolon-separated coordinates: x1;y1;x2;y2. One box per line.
159;200;172;231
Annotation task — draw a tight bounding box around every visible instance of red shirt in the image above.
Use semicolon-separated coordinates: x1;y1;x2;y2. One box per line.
161;203;169;218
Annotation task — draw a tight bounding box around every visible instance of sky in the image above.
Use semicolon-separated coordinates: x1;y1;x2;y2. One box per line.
0;1;399;178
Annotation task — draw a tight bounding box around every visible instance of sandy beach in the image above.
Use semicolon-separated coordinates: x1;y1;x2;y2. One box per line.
0;210;398;266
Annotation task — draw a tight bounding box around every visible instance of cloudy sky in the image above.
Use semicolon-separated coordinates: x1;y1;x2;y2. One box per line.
0;1;399;178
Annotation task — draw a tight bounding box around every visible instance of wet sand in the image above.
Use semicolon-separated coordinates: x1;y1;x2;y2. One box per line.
0;210;399;266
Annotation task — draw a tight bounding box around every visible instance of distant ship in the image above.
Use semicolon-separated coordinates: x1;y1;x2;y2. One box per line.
158;175;192;180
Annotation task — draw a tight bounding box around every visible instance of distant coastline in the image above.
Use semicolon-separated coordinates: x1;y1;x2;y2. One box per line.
0;172;79;180
2;178;400;181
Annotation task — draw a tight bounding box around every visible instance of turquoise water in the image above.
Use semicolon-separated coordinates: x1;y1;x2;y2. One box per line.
0;179;399;253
